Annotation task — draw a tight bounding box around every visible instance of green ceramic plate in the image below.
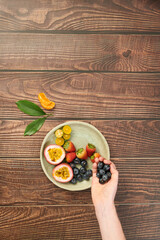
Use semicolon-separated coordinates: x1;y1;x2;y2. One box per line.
40;121;110;191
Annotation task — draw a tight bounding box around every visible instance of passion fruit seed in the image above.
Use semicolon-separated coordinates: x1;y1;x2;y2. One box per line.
55;129;63;138
55;166;70;180
48;148;62;161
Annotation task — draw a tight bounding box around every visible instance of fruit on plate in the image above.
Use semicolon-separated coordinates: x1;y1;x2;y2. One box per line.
55;125;72;145
63;133;71;140
76;148;88;160
55;129;63;138
86;143;96;157
69;162;76;168
70;177;77;184
86;169;92;177
76;174;83;182
66;152;76;163
44;144;65;165
63;140;76;152
80;167;86;174
73;157;81;164
53;163;73;183
38;93;55;110
90;152;101;163
55;137;64;146
73;167;80;176
80;160;87;167
63;125;72;134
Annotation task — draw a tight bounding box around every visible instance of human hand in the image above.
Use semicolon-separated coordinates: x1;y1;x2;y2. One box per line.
91;157;119;210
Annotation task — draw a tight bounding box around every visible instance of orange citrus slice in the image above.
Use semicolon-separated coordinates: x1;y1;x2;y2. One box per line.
63;133;71;140
55;129;63;138
38;93;55;110
63;125;72;134
55;137;64;146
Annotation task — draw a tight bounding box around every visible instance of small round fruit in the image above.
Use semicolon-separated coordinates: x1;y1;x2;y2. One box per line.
80;167;86;174
63;133;71;140
103;164;110;172
102;174;108;182
73;167;80;176
96;172;101;178
99;178;105;184
70;162;76;168
55;129;63;138
82;173;89;180
74;157;81;164
44;145;65;165
70;177;77;184
107;171;112;179
52;163;73;183
97;161;104;169
99;169;105;175
77;174;83;182
86;169;92;178
63;125;72;134
81;160;87;168
55;137;64;146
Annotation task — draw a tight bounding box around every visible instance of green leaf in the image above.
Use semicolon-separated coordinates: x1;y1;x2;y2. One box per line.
88;143;95;149
16;100;46;116
24;117;46;136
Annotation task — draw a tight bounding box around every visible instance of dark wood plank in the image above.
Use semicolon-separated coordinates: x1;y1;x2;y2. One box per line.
0;205;159;240
0;120;160;158
0;34;160;71
0;72;160;119
0;0;160;32
0;158;159;205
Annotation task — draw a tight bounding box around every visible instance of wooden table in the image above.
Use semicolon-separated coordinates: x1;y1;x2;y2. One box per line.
0;1;160;239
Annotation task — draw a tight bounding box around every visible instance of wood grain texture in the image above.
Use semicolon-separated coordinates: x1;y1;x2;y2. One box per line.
0;120;160;158
0;34;160;71
0;72;160;119
0;158;159;205
0;0;160;32
0;205;159;240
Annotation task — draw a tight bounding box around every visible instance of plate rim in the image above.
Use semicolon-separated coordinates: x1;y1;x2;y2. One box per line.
40;120;110;191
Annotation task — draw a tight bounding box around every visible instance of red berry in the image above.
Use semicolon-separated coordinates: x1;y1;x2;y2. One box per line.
86;143;96;157
90;152;101;163
66;152;76;163
63;141;76;152
76;148;88;160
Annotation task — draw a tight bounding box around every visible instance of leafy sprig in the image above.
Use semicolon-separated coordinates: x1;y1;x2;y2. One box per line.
16;100;52;136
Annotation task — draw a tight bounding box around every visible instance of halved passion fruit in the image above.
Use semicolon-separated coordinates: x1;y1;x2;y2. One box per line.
44;144;65;165
53;163;73;183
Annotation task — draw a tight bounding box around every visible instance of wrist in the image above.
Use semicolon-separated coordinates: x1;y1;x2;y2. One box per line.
95;201;115;219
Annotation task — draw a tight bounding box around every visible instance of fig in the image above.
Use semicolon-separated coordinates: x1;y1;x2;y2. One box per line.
53;163;73;183
44;144;65;165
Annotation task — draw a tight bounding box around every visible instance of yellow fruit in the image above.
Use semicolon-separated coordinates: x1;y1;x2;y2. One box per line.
55;129;63;138
63;125;72;134
40;101;55;110
55;137;64;146
38;93;55;110
63;133;71;140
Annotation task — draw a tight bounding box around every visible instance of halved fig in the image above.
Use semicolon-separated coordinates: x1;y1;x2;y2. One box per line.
53;163;73;183
44;144;65;165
